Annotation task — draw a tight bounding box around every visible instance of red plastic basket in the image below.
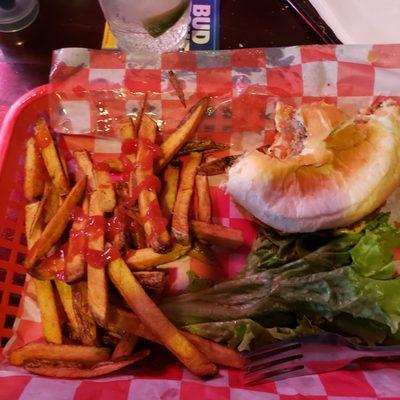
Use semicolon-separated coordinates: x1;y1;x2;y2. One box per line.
0;84;53;351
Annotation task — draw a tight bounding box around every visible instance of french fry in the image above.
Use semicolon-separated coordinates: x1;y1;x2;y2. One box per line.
107;305;158;342
28;183;62;237
34;118;69;195
119;116;137;142
35;280;63;344
87;190;108;325
27;287;59;338
196;145;270;176
55;281;81;341
117;201;147;250
25;177;87;271
43;184;62;223
72;281;98;346
177;138;228;156
25;202;44;249
136;115;171;253
108;258;217;376
129;216;147;250
97;169;116;213
181;331;246;369
160;161;181;223
28;183;51;238
65;196;88;282
56;142;70;187
191;220;244;249
100;158;123;173
9;343;110;366
32;249;65;281
23;351;149;378
132;271;166;291
168;70;186;108
24;137;45;201
135;92;148;136
102;333;120;346
114;180;130;200
118;117;137;195
195;175;211;223
26;279;37;301
155;98;209;173
109;207;128;251
26;200;63;344
107;306;245;369
74;150;97;190
75;150;116;212
126;242;190;270
172;152;202;245
112;333;138;359
196;155;239;176
188;241;216;266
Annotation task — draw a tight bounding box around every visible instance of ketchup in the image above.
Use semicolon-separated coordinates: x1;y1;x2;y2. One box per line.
34;140;50;181
137;156;154;171
41;245;67;281
94;161;111;172
68;228;86;262
103;246;121;262
86;216;105;241
141;138;162;158
119;154;137;182
136;139;163;170
35;130;52;150
121;155;136;172
72;207;86;224
85;249;105;269
106;215;123;242
142;199;168;238
39;162;50;182
121;138;138;154
130;176;161;203
85;246;120;269
123;196;136;209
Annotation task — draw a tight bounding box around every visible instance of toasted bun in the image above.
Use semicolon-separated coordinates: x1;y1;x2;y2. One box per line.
227;102;400;232
299;101;349;148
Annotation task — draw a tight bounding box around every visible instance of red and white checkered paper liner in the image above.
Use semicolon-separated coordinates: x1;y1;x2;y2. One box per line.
2;45;400;399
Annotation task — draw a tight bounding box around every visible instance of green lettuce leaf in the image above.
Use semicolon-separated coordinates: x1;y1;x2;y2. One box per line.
266;316;321;341
240;229;298;276
324;313;388;346
240;228;339;276
163;265;400;333
186;319;272;351
186;271;214;293
161;234;360;325
350;222;400;279
184;317;320;351
161;213;400;345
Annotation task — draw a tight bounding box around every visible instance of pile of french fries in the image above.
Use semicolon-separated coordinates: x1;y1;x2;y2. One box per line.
14;98;246;378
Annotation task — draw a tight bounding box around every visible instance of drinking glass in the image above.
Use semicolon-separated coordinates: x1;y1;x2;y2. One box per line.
0;0;39;32
98;0;191;53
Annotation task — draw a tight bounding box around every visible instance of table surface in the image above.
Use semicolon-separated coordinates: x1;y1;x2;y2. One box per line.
0;0;322;119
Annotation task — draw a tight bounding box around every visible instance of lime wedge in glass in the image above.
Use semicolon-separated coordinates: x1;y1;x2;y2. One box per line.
142;0;190;38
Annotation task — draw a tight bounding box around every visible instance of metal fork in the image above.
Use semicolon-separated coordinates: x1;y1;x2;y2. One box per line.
243;332;400;386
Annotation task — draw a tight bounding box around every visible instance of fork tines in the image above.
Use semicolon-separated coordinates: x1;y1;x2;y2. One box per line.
243;341;304;386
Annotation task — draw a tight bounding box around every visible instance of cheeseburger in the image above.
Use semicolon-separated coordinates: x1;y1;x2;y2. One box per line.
227;100;400;232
